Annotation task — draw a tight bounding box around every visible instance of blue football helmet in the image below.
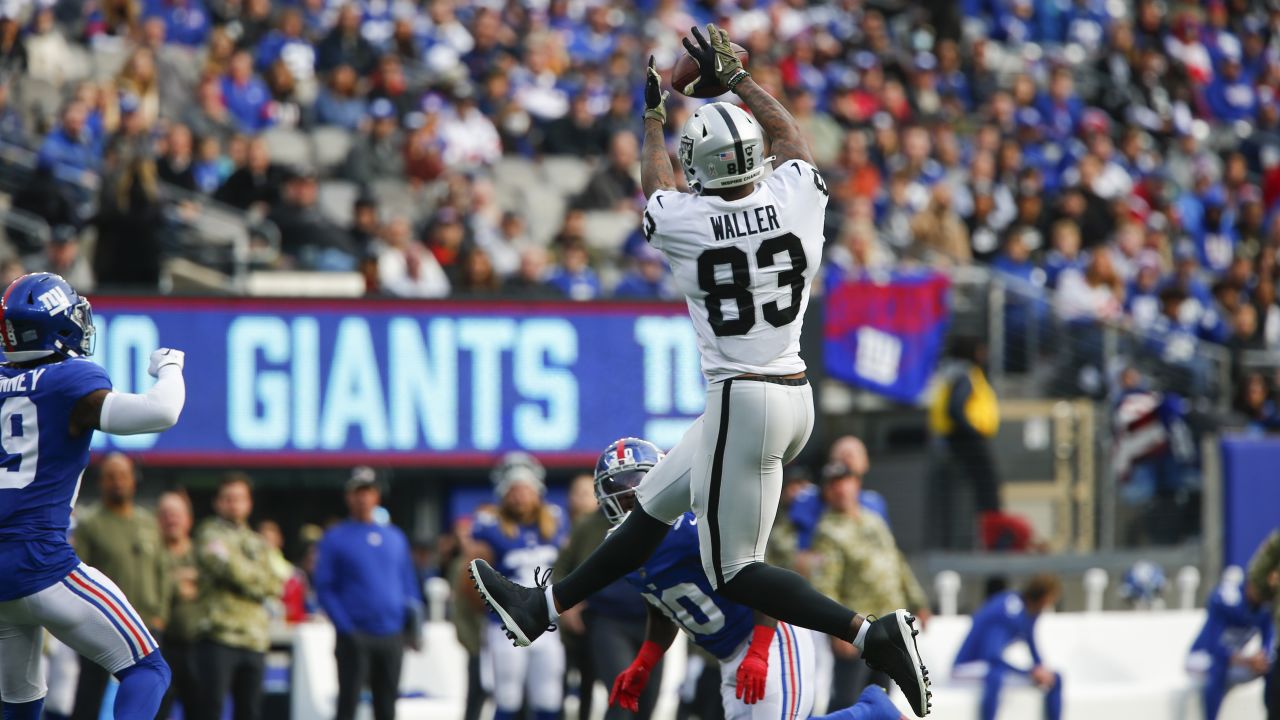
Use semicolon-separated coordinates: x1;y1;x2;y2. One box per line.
0;273;95;363
594;438;665;525
1120;561;1167;604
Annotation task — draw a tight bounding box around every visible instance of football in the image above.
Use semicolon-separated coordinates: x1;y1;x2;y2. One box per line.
672;42;751;98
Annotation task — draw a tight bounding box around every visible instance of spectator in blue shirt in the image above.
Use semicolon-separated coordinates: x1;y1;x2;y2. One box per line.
612;243;675;299
1035;68;1083;142
1042;219;1084;289
953;574;1064;720
143;0;210;47
547;239;601;300
37;100;100;187
313;64;367;130
314;468;424;720
1186;571;1274;720
220;49;273;132
254;8;315;85
1206;52;1257;123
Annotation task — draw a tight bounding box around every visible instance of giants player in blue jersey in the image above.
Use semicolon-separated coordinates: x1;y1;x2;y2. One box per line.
952;575;1063;720
1186;567;1274;720
0;273;186;720
597;438;906;720
464;453;567;720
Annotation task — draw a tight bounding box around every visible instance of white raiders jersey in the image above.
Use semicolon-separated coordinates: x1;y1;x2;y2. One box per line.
644;158;829;382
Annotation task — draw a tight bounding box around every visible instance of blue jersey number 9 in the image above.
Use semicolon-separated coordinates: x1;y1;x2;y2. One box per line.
0;397;39;490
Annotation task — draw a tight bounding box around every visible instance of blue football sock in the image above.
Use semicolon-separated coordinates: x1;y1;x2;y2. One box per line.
1045;672;1063;720
113;651;171;720
533;711;559;720
1;698;45;720
492;711;517;720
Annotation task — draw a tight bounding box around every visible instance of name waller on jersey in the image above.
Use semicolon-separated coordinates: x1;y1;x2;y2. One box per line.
709;205;781;242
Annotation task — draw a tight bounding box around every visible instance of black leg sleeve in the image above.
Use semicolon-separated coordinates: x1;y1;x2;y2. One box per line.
552;508;670;611
719;562;858;642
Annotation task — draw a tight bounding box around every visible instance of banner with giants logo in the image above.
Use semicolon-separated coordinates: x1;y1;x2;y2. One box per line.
81;297;706;467
823;271;951;402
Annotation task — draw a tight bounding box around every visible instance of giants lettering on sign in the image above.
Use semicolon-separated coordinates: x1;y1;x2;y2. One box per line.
85;298;706;466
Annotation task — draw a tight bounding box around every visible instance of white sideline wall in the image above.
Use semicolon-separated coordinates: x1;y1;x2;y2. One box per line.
290;612;1267;720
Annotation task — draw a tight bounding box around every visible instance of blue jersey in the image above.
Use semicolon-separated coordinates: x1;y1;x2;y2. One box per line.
625;513;754;660
1190;581;1274;663
0;358;112;601
954;591;1043;675
472;507;565;622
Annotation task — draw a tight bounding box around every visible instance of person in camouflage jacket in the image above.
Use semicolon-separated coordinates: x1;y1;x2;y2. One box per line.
811;461;931;711
1246;529;1279;719
191;474;283;720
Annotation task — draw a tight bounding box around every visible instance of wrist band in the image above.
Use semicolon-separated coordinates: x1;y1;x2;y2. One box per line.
726;69;750;91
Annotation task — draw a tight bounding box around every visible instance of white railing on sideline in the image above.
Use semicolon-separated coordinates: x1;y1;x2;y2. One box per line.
290;610;1266;720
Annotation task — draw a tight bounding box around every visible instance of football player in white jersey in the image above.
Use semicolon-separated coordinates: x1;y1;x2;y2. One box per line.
470;25;931;718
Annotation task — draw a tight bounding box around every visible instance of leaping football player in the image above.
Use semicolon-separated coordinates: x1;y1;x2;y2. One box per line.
470;23;932;718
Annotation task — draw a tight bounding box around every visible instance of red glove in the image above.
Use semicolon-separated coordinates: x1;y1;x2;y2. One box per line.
610;641;665;712
736;625;774;705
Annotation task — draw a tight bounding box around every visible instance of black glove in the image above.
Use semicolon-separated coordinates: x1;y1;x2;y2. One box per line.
680;23;749;96
644;55;669;123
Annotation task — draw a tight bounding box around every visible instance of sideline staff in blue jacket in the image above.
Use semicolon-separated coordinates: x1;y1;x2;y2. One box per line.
315;468;424;720
952;574;1063;720
1186;569;1273;720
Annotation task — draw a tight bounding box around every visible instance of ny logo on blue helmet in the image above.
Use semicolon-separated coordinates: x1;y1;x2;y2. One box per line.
0;273;95;363
594;437;665;525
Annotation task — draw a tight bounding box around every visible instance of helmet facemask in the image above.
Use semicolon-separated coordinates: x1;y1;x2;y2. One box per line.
594;467;648;526
63;299;95;357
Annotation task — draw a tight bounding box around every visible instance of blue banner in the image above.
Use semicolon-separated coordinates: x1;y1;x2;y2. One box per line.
87;298;706;466
823;271;950;402
1219;436;1280;569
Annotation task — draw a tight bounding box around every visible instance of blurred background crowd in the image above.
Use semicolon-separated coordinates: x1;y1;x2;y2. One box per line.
1;0;1280;415
0;0;1275;297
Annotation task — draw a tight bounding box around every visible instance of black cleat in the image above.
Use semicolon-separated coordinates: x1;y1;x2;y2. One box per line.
468;559;555;647
862;610;932;717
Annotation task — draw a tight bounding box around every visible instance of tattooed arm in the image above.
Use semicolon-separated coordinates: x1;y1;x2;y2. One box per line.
734;76;814;167
641;55;677;199
642;117;677;199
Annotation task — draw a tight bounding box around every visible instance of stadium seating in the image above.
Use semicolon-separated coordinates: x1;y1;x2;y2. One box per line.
310;127;354;174
262;127;315;172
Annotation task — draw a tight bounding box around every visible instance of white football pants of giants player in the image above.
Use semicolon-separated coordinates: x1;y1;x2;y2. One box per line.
481;621;565;716
719;622;817;720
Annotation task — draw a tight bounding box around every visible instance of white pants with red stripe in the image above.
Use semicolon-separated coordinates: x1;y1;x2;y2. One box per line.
719;622;816;720
0;563;158;703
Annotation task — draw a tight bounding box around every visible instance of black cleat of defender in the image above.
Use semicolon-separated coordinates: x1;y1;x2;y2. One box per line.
468;558;554;647
862;610;933;717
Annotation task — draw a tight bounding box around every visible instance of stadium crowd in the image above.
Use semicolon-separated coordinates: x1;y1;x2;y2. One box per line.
0;0;1279;401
